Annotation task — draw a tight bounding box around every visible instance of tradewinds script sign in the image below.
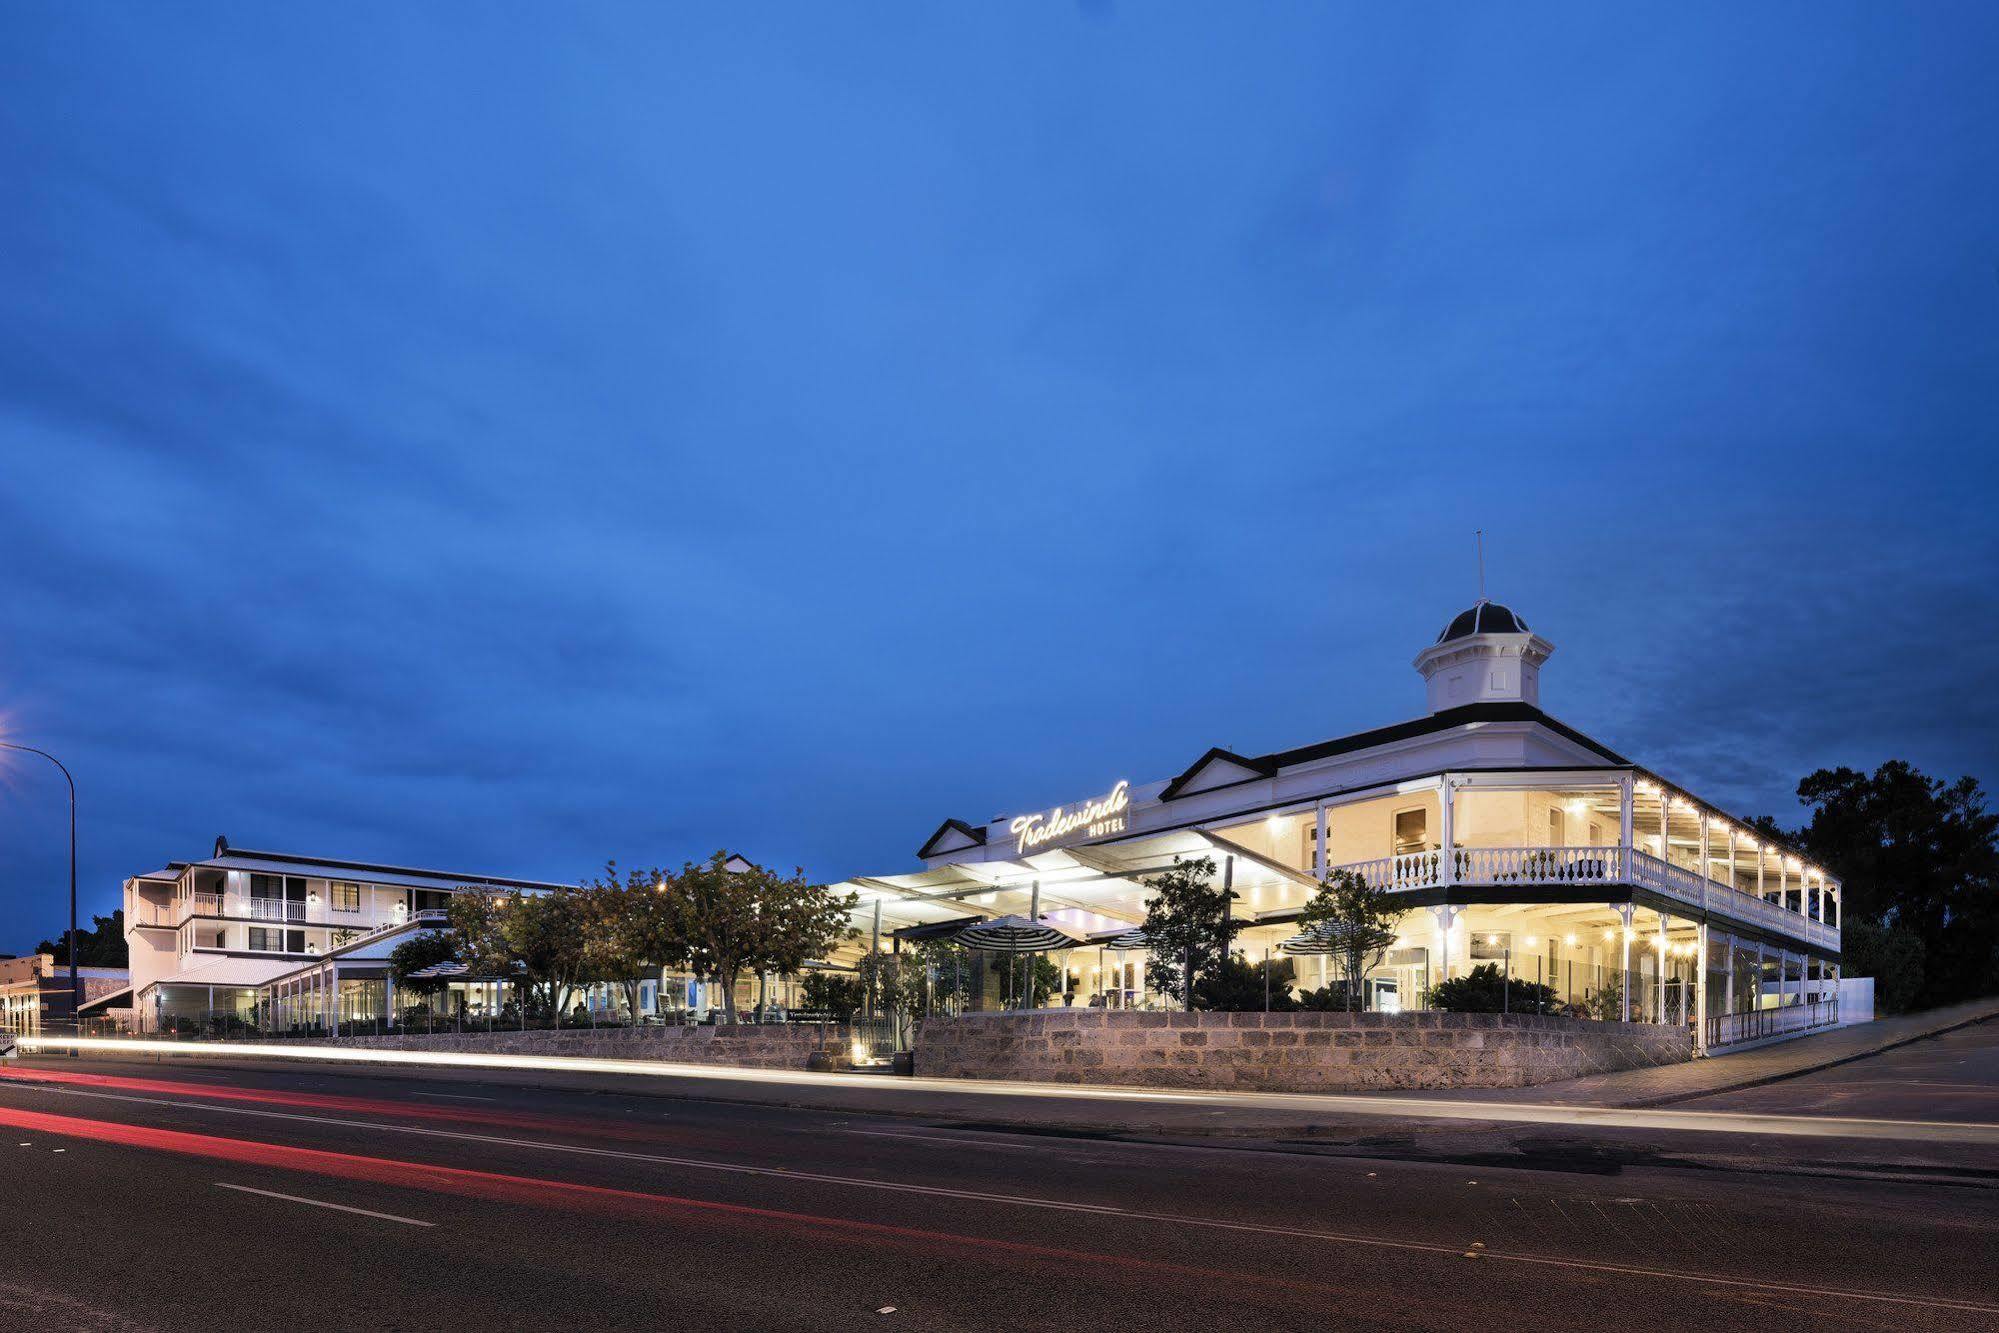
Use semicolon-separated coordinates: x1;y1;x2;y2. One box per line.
1010;780;1131;854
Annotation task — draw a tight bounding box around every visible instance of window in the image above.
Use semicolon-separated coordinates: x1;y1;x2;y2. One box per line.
248;928;278;951
1393;808;1429;856
1548;808;1566;847
250;873;282;901
330;881;362;912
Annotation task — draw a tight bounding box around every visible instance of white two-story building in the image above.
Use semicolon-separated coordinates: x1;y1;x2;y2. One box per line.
118;841;569;1033
831;600;1845;1052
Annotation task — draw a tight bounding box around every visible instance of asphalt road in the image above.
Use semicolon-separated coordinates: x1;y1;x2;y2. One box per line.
2;1029;1997;1331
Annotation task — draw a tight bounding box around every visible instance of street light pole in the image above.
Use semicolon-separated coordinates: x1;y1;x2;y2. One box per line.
1;742;77;1030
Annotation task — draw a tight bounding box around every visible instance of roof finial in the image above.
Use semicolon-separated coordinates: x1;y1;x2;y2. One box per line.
1475;529;1486;603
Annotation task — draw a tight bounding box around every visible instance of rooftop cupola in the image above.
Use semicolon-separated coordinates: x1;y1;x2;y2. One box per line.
1413;600;1554;713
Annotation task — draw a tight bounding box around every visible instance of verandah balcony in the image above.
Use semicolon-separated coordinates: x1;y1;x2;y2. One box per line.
1332;844;1839;951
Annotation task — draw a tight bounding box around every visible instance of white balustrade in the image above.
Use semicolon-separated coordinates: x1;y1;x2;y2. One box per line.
1320;843;1837;952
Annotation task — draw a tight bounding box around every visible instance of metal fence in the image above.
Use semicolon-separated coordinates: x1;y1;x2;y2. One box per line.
1705;998;1839;1049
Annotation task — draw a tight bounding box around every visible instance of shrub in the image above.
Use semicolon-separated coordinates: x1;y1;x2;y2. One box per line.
800;971;865;1017
1427;963;1560;1014
1297;981;1361;1012
1195;956;1299;1012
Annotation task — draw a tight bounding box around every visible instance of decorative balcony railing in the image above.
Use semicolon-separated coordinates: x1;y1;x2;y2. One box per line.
1326;845;1836;950
129;901;177;928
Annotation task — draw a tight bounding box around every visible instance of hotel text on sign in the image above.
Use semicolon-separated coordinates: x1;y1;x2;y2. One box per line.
1010;781;1131;853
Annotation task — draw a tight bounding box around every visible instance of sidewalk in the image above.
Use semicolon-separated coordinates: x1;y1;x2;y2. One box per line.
1456;996;1999;1109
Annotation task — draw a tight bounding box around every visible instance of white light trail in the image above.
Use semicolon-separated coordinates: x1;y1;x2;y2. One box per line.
15;1035;1999;1145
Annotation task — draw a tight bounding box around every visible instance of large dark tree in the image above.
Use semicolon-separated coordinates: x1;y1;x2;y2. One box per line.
1767;761;1999;1010
37;910;127;968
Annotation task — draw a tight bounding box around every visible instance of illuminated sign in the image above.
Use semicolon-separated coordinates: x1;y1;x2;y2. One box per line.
1010;780;1131;853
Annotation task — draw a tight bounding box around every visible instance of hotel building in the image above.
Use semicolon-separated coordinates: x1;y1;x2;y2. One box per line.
829;601;1846;1052
114;841;572;1033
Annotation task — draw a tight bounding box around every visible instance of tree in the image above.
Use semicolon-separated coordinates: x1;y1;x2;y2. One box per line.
678;852;855;1025
1840;919;1927;1014
578;863;686;1021
993;953;1061;1009
1428;962;1560;1015
1296;869;1403;1012
447;887;588;1021
855;950;928;1045
748;864;858;1013
37;910;127;968
1765;761;1999;1009
800;971;864;1016
388;930;459;1013
1139;856;1234;1010
912;939;975;1015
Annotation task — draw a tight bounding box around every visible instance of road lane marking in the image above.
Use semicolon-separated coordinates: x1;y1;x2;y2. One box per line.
413;1093;496;1102
843;1130;1057;1151
214;1182;436;1227
17;1037;1999;1144
6;1083;1999;1316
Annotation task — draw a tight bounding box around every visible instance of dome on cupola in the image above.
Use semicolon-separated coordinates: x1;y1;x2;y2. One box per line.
1436;601;1530;643
1413;599;1553;714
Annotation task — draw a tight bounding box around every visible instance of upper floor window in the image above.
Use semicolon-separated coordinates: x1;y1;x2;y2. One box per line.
1393;808;1429;856
329;882;362;912
1548;808;1566;846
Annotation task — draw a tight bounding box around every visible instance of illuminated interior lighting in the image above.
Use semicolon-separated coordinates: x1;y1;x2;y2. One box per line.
1564;934;1577;947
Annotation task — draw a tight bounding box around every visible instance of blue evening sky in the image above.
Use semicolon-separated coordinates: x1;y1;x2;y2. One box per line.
2;4;1995;943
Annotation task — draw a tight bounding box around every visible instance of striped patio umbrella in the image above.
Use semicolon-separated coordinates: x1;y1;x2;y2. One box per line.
1279;921;1392;956
1092;928;1151;952
952;914;1083;953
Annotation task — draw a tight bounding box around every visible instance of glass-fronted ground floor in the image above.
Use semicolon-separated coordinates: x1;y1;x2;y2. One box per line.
865;893;1842;1055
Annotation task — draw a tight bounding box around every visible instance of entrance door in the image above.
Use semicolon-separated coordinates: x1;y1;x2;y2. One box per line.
1371;976;1401;1014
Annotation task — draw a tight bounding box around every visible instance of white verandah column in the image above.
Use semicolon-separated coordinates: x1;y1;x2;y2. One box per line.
1617;903;1634;1022
1437;775;1455;886
1694;921;1710;1055
1618;774;1635;877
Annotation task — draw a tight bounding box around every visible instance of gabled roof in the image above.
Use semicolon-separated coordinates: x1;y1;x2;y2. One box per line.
1157;747;1279;802
917;819;988;860
1160;702;1627;802
1260;701;1627;770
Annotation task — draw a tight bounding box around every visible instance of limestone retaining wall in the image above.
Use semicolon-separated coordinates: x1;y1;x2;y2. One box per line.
321;1023;850;1070
914;1010;1690;1091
